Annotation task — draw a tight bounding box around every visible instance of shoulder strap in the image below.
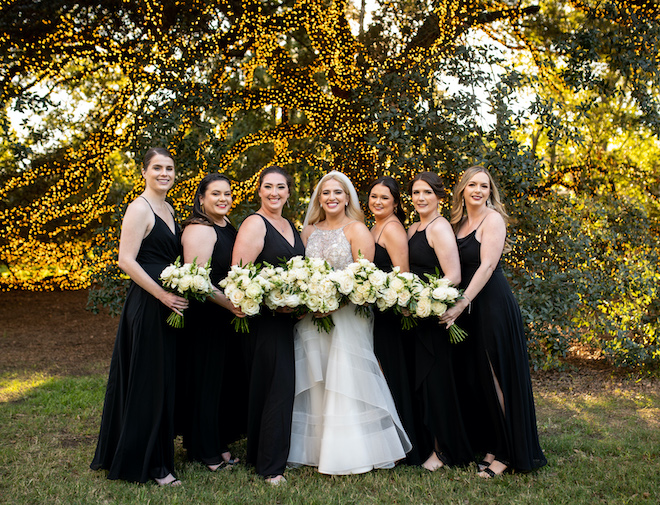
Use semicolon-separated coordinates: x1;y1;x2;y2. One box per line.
376;220;400;244
139;195;155;214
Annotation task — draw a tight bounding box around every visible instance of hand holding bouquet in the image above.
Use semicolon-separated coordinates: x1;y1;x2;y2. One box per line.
418;272;467;344
159;256;214;328
218;261;271;333
375;267;425;330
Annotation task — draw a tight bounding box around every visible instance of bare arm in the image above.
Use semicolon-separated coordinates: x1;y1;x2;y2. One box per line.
118;199;188;315
345;221;375;262
440;211;506;325
231;215;266;265
426;217;461;286
182;223;245;317
301;225;315;248
380;222;410;272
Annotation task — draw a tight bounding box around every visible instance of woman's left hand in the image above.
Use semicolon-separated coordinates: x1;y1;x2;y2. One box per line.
439;301;467;329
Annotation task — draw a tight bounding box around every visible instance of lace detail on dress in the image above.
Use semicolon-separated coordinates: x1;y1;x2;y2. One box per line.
305;226;354;269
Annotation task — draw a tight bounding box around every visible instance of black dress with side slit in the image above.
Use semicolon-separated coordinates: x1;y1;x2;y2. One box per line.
91;204;181;483
408;227;473;466
455;230;546;471
244;214;304;478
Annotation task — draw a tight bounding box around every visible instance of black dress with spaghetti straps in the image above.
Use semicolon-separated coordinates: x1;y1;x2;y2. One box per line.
372;240;423;465
91;199;181;483
244;214;304;478
456;228;547;471
408;225;473;466
176;221;248;466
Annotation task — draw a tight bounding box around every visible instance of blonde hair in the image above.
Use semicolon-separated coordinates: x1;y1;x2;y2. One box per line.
303;171;364;227
450;166;509;232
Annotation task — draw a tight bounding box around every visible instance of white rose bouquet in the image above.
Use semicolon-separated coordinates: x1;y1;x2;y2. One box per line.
375;267;425;330
263;255;340;333
159;256;214;328
341;255;383;318
418;272;467;344
218;261;272;333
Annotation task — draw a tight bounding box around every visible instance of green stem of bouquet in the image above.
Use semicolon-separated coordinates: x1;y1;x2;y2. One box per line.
167;311;184;328
448;324;467;344
232;316;250;333
313;315;335;333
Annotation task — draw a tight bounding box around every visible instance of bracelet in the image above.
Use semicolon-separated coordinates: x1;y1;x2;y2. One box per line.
463;294;472;314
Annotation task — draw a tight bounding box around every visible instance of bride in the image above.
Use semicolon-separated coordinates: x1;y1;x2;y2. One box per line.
287;171;412;475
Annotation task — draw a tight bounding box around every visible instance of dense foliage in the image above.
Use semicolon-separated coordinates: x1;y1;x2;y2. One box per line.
1;0;658;369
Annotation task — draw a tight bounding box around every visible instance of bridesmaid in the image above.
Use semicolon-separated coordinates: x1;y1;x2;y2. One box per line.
231;165;304;485
91;148;188;485
440;166;547;477
367;176;422;466
177;173;247;471
407;171;473;471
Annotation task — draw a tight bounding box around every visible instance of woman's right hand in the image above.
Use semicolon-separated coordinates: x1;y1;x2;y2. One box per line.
159;291;189;316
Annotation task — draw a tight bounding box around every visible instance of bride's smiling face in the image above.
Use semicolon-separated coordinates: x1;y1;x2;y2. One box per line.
319;178;348;217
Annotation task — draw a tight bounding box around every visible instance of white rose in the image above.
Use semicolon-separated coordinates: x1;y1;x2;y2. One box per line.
284;293;301;308
376;297;389;311
245;283;263;299
228;289;245;306
237;274;250;287
446;287;460;301
180;263;193;275
368;270;387;288
268;289;285;306
306;295;321;312
351;292;366;306
192;275;208;292
356;282;371;296
397;290;412;306
196;266;208;277
416;297;432;318
242;298;260;316
432;286;449;301
389;276;405;293
431;301;447;316
380;288;398;308
178;274;193;292
160;265;177;281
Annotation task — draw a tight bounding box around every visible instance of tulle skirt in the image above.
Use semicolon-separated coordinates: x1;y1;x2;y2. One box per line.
288;305;411;474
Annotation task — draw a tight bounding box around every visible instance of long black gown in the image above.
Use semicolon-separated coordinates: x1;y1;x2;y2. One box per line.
91;204;181;483
244;214;304;478
408;227;473;466
372;242;423;466
177;222;248;466
455;229;547;471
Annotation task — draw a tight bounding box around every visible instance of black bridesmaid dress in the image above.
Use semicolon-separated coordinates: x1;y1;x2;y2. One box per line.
91;201;181;483
456;228;547;471
372;242;423;466
408;226;473;466
177;222;248;466
244;214;304;478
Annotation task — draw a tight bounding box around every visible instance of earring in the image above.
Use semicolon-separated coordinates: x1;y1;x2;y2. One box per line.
486;199;492;208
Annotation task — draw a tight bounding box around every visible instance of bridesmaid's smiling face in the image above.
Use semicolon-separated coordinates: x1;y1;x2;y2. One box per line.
463;171;491;209
142;154;175;192
411;180;439;218
319;178;348;217
368;183;395;221
258;173;289;215
200;180;232;223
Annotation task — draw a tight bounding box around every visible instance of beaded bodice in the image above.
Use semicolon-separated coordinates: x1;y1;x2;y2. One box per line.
306;224;354;269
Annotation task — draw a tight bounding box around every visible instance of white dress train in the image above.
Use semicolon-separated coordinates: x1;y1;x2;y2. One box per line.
287;225;411;474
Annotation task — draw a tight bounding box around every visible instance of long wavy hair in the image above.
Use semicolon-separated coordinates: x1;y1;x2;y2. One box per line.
303;171;364;227
183;173;232;228
449;166;509;232
368;176;406;224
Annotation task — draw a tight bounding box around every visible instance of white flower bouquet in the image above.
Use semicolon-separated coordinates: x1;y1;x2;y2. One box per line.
263;255;340;333
417;272;467;344
375;267;425;330
218;261;272;333
159;256;214;328
340;255;383;318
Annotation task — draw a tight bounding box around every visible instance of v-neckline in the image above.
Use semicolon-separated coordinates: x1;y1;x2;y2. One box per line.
263;216;296;249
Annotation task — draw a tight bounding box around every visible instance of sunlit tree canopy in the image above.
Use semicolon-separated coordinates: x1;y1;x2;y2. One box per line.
1;0;659;368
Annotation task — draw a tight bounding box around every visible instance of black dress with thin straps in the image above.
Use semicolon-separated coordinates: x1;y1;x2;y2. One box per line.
455;228;547;471
91;200;181;483
244;214;304;478
372;241;423;466
408;226;473;466
176;222;248;466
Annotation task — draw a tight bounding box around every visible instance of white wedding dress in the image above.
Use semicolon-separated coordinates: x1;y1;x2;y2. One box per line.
287;225;412;474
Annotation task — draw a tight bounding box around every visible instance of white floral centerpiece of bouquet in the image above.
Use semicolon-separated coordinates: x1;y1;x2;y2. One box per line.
336;255;384;318
416;272;467;344
159;256;214;328
262;255;341;333
375;267;425;330
218;261;271;333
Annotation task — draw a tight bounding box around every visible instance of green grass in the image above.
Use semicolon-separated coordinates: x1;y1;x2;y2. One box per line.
1;372;659;505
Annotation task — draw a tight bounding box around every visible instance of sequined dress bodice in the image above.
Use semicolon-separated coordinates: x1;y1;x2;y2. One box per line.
305;225;354;269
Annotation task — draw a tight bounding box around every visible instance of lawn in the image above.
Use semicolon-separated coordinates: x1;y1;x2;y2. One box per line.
1;369;659;505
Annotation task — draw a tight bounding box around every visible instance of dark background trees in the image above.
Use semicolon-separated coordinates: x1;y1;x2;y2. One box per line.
1;0;658;369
